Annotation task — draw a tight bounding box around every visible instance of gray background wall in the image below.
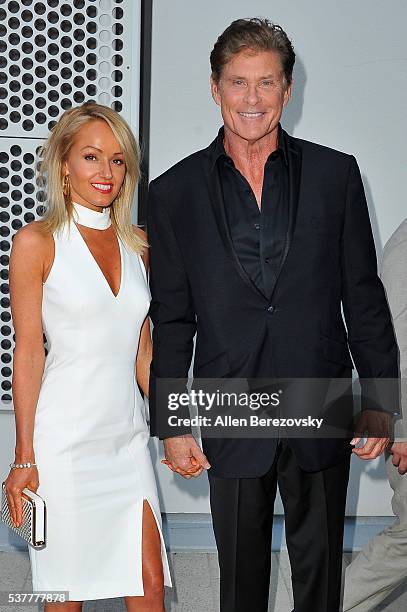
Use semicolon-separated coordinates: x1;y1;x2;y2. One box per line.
147;0;407;516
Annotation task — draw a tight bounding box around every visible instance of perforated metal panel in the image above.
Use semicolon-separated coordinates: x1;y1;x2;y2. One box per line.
0;0;134;136
0;0;139;408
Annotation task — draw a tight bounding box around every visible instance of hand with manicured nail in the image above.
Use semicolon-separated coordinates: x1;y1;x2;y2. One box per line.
161;434;210;479
351;410;390;460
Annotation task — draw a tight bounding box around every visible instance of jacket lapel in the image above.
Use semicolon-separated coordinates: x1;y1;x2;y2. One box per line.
269;130;302;299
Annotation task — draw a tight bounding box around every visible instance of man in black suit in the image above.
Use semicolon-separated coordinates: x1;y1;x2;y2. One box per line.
147;18;398;612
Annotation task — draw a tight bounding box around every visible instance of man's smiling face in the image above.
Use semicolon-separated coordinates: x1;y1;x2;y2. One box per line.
211;48;291;145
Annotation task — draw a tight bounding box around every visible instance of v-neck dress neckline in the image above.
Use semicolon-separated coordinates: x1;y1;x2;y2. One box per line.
71;201;123;299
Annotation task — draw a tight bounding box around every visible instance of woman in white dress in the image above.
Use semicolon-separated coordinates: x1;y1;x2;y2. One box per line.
3;102;172;610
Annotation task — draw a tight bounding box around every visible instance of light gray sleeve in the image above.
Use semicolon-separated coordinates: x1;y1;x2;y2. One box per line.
380;228;407;441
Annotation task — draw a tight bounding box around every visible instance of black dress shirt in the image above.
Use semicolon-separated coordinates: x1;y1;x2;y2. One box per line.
214;124;289;298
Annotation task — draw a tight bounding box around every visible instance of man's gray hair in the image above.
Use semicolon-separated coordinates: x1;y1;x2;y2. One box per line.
210;18;295;87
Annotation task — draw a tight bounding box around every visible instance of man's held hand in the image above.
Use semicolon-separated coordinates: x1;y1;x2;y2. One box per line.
161;434;211;479
351;409;390;460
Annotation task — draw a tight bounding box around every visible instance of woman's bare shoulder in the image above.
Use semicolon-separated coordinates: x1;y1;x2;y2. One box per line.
132;224;147;243
12;221;53;258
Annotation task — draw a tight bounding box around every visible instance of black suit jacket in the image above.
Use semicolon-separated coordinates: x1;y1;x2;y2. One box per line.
147;128;399;477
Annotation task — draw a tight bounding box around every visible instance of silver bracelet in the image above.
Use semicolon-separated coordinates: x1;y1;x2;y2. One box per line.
9;462;37;469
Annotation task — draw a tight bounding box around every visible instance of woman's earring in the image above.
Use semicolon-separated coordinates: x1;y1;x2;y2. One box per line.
62;174;70;196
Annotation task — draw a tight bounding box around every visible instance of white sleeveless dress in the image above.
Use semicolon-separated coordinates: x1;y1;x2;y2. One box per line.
28;202;172;601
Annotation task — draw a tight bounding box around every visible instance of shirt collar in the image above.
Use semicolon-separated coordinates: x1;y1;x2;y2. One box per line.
211;123;289;170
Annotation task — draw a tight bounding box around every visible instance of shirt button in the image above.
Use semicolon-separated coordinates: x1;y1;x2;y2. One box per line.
267;305;274;314
254;223;260;230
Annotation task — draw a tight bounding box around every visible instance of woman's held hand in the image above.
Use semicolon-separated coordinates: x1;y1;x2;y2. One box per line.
3;467;39;528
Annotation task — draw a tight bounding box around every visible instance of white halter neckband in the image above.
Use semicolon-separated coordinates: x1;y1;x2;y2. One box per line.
72;201;112;230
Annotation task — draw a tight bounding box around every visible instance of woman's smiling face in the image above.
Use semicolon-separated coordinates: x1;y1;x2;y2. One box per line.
63;119;127;211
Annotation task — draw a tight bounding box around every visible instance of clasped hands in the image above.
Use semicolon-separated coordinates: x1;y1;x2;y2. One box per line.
351;409;407;474
350;409;391;460
161;434;211;479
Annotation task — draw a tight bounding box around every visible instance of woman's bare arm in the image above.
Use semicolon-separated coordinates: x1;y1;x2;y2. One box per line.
136;316;152;397
134;227;152;397
4;222;53;526
9;223;53;462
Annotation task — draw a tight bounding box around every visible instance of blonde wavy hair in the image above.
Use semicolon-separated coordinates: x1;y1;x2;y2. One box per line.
38;102;147;254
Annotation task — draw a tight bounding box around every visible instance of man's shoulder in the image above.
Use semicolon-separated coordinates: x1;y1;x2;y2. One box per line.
150;131;355;194
289;133;353;164
150;144;212;192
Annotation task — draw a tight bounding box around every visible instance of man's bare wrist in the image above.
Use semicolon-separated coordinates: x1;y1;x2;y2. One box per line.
163;433;193;441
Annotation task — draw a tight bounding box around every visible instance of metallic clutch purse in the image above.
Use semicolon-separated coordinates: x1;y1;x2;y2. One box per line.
1;482;46;548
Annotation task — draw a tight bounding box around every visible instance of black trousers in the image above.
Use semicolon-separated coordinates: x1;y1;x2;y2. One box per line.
208;438;351;612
